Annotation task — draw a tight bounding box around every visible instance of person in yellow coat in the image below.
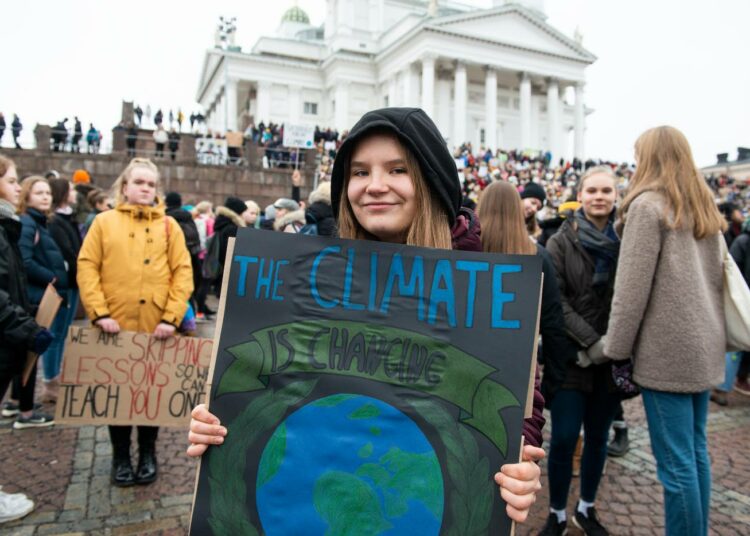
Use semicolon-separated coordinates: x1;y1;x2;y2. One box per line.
78;157;193;487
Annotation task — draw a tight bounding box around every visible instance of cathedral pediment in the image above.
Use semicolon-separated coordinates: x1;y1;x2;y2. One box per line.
429;5;595;62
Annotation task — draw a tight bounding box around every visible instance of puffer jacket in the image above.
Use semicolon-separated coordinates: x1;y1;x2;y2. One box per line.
545;213;618;394
77;200;193;332
452;207;546;448
0;214;43;372
19;207;69;304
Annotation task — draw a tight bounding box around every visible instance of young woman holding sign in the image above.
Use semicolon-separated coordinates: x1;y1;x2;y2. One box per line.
188;108;546;524
78;157;193;487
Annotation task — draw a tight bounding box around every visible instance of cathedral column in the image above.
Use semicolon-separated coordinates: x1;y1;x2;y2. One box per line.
519;72;532;149
421;54;436;118
334;81;350;132
574;82;585;160
546;78;559;159
402;64;418;107
226;78;238;132
453;61;467;145
484;66;498;150
388;76;398;107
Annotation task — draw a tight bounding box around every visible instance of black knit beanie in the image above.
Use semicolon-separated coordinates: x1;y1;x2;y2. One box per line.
224;196;247;217
165;192;182;209
520;182;547;205
331;108;461;225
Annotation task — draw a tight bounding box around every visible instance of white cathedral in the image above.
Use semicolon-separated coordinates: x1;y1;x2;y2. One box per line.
196;0;595;160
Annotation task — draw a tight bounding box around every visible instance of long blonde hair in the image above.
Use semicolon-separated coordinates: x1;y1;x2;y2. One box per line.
337;131;452;250
478;181;536;255
18;176;50;215
620;126;725;239
110;158;161;206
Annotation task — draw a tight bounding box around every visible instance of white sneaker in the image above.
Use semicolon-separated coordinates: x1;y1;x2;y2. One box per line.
0;490;35;523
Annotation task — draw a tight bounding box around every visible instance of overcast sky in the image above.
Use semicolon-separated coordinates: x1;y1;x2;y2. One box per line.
1;0;746;166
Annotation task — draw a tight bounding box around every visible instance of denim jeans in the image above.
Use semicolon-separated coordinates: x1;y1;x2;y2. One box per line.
42;289;79;381
641;389;710;536
547;386;621;510
717;352;741;392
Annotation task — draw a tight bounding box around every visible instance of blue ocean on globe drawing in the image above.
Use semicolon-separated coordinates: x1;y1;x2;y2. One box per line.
256;394;444;535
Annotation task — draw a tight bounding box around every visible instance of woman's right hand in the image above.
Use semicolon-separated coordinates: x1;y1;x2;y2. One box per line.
187;403;227;457
95;317;120;333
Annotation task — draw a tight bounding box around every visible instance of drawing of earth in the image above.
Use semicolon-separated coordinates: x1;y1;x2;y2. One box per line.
256;394;444;535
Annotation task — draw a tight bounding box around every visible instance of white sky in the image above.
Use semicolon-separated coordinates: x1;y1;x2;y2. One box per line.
1;0;747;166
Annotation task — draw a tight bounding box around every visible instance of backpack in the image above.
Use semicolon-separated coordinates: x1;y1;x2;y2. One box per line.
201;234;222;280
170;212;201;257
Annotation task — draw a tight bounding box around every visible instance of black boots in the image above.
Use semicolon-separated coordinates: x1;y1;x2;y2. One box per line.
111;449;135;487
607;427;630;457
111;445;157;486
135;446;158;485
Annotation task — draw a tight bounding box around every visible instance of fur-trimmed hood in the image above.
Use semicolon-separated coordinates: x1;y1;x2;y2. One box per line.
274;208;306;231
215;205;246;230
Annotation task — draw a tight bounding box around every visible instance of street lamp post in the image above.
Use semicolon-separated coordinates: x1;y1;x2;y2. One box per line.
217;16;237;135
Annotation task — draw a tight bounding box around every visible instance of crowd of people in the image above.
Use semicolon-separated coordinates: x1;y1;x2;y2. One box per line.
0;104;748;535
0;113;23;149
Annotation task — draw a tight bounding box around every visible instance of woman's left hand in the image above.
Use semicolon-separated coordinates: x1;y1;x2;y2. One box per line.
153;322;176;339
494;445;545;523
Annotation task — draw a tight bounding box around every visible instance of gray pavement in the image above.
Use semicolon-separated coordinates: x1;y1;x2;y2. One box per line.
1;311;749;535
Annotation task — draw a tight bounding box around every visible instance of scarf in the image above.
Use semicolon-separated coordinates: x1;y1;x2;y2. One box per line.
0;199;19;221
575;209;619;287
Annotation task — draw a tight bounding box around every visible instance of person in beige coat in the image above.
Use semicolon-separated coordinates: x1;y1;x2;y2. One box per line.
604;126;726;536
78;157;193;487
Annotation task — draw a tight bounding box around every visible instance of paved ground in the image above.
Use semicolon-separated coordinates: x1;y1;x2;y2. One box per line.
2;310;749;535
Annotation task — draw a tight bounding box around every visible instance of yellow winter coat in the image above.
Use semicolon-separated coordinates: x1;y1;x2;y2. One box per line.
77;200;194;332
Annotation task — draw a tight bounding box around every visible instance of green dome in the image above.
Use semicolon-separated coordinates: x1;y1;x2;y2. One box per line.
282;5;310;24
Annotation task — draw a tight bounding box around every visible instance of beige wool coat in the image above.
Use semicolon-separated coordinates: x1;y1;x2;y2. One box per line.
604;191;725;393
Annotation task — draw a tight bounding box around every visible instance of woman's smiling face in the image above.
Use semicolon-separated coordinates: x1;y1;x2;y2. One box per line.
346;134;416;243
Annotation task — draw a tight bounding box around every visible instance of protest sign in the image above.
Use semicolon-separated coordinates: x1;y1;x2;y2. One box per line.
23;283;63;386
190;230;542;535
55;327;212;426
282;123;315;149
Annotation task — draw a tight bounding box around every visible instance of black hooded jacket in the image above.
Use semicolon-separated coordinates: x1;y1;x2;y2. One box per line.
305;201;335;237
331;108;461;226
166;207;201;256
0;215;43;373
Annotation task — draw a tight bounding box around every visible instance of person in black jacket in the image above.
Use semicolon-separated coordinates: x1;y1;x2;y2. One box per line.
542;165;624;535
0;161;56;414
12;176;68;427
45;178;82;402
304;181;335;236
11;114;22;149
728;220;750;396
211;196;247;291
165;192;201;313
0;155;55;522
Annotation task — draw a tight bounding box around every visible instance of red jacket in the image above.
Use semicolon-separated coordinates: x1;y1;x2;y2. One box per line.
451;208;546;449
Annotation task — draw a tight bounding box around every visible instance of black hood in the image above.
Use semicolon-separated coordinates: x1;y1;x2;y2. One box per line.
331;107;461;225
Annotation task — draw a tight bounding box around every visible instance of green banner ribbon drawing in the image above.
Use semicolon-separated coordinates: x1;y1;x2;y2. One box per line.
216;320;519;455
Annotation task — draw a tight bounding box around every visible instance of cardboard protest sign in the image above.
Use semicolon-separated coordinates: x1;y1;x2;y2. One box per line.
55;327;212;426
23;283;63;386
190;230;542;535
